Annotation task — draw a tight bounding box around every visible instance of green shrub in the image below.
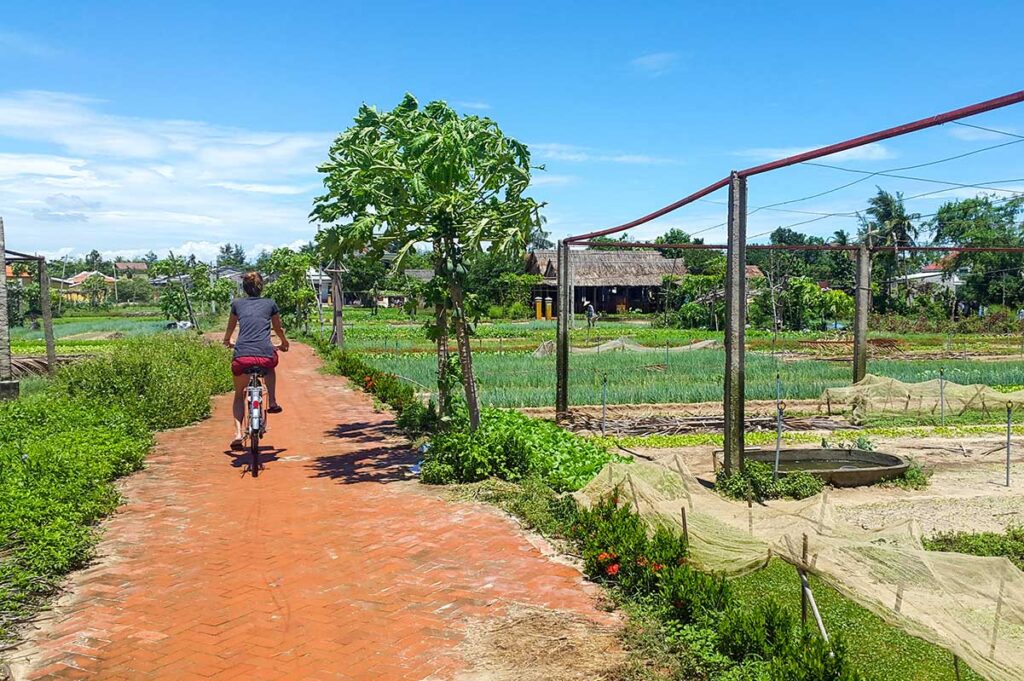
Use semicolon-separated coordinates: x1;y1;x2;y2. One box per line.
777;471;824;499
768;635;864;681
924;525;1024;569
568;494;688;597
486;304;506;319
886;459;930;490
717;599;795;662
506;301;531;319
421;408;615;492
717;461;822;502
658;564;731;625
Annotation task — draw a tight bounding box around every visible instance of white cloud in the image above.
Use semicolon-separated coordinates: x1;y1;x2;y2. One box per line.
532;142;678;165
630;52;679;77
0;30;58;58
213;181;317;195
454;101;491;111
734;142;895;163
948;124;1018;141
531;174;577;187
0;90;330;255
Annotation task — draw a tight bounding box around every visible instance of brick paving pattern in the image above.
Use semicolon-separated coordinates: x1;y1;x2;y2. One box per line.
12;344;610;680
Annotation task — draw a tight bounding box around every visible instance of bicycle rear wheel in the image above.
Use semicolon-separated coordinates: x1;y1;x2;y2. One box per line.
250;430;260;477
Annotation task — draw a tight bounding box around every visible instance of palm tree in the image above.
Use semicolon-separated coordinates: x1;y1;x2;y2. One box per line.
860;189;920;311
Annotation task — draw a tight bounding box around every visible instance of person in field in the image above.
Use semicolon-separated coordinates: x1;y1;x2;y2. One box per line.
583;298;597;329
222;272;289;449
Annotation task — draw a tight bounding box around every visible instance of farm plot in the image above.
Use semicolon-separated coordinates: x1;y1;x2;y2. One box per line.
365;348;1024;408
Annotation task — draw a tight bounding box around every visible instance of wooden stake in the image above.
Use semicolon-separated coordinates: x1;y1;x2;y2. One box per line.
680;506;689;544
626;473;640;514
801;533;809;628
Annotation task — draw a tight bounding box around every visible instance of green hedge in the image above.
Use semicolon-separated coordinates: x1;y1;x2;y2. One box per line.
0;334;230;639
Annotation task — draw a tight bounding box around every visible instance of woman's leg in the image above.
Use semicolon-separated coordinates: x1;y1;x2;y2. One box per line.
232;373;248;440
265;368;278;409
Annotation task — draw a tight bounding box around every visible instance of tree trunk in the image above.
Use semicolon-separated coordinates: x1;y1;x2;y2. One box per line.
449;282;480;430
432;245;450;418
0;218;11;382
330;269;344;347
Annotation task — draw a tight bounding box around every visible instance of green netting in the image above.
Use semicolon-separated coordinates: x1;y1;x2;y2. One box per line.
575;458;1024;681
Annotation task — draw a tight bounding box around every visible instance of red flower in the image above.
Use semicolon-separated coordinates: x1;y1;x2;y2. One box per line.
597;552;611;562
651;563;664;572
606;564;620;576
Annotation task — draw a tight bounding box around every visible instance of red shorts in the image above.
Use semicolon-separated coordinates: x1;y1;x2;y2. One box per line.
231;352;279;376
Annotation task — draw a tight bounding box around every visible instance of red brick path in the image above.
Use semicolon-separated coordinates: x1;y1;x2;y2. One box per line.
13;344;610;680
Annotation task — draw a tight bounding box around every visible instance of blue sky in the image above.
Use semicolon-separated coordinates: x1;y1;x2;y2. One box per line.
2;1;1023;261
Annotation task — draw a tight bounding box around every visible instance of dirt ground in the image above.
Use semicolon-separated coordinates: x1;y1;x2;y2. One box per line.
455;604;626;681
641;430;1024;536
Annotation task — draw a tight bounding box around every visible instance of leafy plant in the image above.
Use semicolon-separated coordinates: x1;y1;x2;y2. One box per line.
885;459;931;490
716;461;823;502
658;564;731;625
768;635;864;681
924;525;1024;569
717;599;796;662
420;408;614;492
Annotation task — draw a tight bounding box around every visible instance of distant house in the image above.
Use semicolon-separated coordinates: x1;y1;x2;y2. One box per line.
5;266;32;286
114;262;148;277
52;270;116;303
525;250;687;314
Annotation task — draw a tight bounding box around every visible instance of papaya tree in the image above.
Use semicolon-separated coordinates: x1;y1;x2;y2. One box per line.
311;94;542;429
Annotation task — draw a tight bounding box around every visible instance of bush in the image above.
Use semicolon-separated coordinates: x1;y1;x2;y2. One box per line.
569;494;688;597
506;301;531;319
658;564;731;625
768;635;864;681
718;599;795;662
886;459;930;490
421;408;615;492
716;461;823;502
486;304;506;319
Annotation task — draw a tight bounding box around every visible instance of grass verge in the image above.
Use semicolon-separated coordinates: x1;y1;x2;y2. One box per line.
0;334;231;641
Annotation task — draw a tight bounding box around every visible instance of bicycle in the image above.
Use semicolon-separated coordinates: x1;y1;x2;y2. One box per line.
243;366;268;477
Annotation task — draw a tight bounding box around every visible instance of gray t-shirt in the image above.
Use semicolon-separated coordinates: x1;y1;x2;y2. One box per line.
230;296;280;359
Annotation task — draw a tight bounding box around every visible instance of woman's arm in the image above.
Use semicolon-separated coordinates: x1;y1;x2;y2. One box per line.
271;314;289;351
223;313;238;347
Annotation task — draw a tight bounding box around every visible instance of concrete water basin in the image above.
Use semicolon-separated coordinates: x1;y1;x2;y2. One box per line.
745;448;910;487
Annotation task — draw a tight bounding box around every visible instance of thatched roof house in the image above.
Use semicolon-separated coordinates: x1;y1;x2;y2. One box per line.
526;250;685;286
526;250;686;313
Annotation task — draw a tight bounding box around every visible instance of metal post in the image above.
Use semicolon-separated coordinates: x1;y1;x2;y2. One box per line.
1006;401;1013;487
330;268;344;348
0;218;13;396
940;369;946;426
724;171;747;474
601;373;608;435
801;533;809;628
38;258;57;373
853;244;871;384
774;401;785;481
555;241;571;418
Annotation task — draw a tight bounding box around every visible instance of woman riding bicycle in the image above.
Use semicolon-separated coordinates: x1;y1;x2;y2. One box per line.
223;272;289;450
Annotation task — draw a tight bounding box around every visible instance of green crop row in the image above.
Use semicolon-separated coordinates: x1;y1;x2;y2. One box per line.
364;349;1024;408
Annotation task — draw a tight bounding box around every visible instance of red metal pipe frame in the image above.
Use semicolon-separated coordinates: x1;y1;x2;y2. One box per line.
564;90;1024;244
570;241;1024;253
